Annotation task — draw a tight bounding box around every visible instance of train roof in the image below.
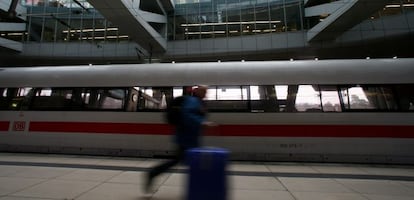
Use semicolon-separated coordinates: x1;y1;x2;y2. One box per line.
1;58;414;87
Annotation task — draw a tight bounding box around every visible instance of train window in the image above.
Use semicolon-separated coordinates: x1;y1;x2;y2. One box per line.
205;86;249;100
295;85;322;112
320;86;342;112
218;86;248;100
173;87;183;97
82;88;126;110
340;85;398;111
136;87;173;110
0;87;32;110
0;88;9;110
275;85;288;100
28;87;127;111
250;85;279;112
36;88;52;96
394;84;414;111
205;86;250;112
340;86;371;109
30;88;71;110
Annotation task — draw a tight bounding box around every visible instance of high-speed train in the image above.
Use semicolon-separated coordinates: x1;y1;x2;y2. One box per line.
1;59;414;164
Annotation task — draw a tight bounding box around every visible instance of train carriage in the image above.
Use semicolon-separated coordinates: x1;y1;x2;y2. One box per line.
1;58;414;164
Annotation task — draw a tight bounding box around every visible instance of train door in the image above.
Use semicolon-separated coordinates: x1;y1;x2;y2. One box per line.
126;88;139;112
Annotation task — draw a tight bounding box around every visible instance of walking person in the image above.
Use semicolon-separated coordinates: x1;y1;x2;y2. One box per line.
144;85;211;193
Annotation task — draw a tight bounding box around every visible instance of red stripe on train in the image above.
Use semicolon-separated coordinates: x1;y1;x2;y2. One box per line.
29;122;173;135
28;121;414;138
218;125;414;138
0;121;10;131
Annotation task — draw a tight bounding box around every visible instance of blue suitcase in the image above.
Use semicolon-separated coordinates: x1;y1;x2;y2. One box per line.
186;147;229;200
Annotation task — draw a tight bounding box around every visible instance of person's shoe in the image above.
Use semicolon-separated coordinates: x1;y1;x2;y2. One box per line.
143;173;153;194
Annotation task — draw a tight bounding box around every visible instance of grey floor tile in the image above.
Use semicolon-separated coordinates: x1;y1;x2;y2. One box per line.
337;179;414;196
12;179;101;199
230;175;286;190
310;165;369;175
0;154;47;163
0;197;51;200
228;162;270;172
0;177;46;196
107;171;146;185
292;191;368;200
364;194;414;200
229;189;295;200
359;167;414;177
163;173;187;186
279;177;353;193
0;165;27;177
76;182;147;200
137;159;166;168
398;181;414;189
267;165;320;174
11;166;75;179
150;185;184;200
96;158;145;167
57;168;122;182
107;171;170;189
53;156;105;165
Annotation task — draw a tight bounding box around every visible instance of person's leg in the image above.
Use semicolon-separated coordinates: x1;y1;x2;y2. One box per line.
148;158;179;179
145;147;186;192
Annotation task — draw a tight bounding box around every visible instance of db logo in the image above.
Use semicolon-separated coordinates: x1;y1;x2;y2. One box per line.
13;121;26;131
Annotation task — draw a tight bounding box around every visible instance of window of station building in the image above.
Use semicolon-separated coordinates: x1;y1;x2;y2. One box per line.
22;1;126;43
226;0;242;37
0;32;26;43
199;0;216;39
213;0;229;38
402;0;414;12
185;3;202;40
371;0;414;19
284;0;303;32
240;4;255;36
269;0;286;32
382;0;414;16
22;0;92;8
170;0;304;40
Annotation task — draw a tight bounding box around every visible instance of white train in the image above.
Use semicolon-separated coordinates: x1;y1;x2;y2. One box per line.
1;58;414;164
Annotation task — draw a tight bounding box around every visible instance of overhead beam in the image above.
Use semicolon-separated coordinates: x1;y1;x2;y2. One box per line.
87;0;167;55
307;0;390;42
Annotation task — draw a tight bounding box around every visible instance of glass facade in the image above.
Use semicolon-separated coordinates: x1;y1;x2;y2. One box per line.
0;0;412;63
11;0;130;43
169;0;303;40
372;0;414;18
2;0;412;43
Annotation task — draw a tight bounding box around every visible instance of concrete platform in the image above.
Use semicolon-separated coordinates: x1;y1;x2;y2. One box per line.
0;153;414;200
